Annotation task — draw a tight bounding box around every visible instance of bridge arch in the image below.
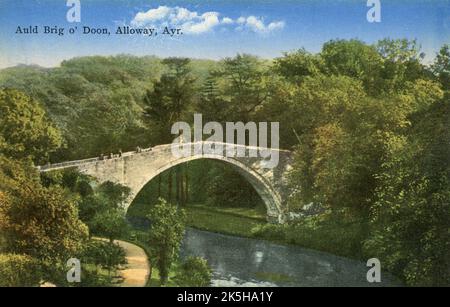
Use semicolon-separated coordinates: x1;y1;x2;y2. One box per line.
129;154;283;223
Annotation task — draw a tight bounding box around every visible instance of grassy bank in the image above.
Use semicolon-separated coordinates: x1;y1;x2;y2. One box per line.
185;203;266;238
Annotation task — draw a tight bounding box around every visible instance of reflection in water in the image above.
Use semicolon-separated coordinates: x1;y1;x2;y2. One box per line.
180;228;400;287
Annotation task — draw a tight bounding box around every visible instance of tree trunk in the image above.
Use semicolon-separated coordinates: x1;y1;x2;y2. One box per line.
168;169;173;202
180;165;185;206
176;166;180;205
185;165;189;204
148;265;153;284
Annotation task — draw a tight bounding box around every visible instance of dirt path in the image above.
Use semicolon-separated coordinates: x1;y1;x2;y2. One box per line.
114;240;150;287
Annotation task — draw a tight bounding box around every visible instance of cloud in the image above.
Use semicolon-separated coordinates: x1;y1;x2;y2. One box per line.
131;6;220;34
131;6;285;35
221;17;234;25
267;21;285;31
237;17;246;24
238;16;285;33
184;12;220;34
133;6;171;25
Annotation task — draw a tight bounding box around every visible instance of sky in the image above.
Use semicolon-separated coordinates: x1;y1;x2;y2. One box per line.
0;0;449;68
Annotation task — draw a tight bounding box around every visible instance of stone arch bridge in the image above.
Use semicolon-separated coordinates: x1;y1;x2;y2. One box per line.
39;142;293;223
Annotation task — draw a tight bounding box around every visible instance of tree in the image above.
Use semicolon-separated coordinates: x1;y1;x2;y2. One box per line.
363;72;449;286
286;75;375;213
364;130;450;286
81;240;127;278
44;173;132;242
0;89;63;164
273;48;323;84
85;181;131;242
431;44;450;90
0;173;89;282
147;198;186;285
91;209;130;243
96;181;131;206
0;254;41;287
174;256;212;287
320;39;384;96
143;57;196;144
209;54;271;122
198;76;228;123
375;38;427;93
143;58;196;204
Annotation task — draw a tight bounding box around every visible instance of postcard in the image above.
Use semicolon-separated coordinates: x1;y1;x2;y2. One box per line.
0;0;449;292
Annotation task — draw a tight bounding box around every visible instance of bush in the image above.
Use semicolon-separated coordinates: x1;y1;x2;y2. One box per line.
174;257;212;287
81;240;127;271
0;254;41;287
287;218;367;259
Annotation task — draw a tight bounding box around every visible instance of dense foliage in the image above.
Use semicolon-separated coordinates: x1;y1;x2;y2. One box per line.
0;254;41;287
174;256;212;287
0;90;129;286
0;89;62;165
147;198;186;285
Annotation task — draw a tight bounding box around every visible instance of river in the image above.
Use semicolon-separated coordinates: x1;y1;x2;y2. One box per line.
180;228;400;287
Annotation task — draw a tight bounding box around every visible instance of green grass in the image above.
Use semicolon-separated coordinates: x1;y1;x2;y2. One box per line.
127;201;268;239
250;218;367;260
190;203;267;220
185;203;266;238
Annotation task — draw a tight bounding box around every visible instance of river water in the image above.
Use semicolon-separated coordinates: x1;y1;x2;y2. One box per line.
180;228;400;287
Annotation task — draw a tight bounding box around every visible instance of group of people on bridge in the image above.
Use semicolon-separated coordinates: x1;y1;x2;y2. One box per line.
98;145;153;161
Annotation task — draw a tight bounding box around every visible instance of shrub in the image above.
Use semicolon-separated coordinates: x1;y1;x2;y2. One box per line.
0;254;41;287
81;240;127;271
174;257;212;287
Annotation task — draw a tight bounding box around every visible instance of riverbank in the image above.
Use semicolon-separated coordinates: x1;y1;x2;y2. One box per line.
128;202;367;261
185;203;266;238
184;204;366;260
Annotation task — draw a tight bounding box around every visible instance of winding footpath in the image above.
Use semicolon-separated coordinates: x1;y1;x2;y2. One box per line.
114;240;150;287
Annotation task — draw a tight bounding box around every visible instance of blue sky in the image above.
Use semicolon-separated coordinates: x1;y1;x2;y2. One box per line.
0;0;449;68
